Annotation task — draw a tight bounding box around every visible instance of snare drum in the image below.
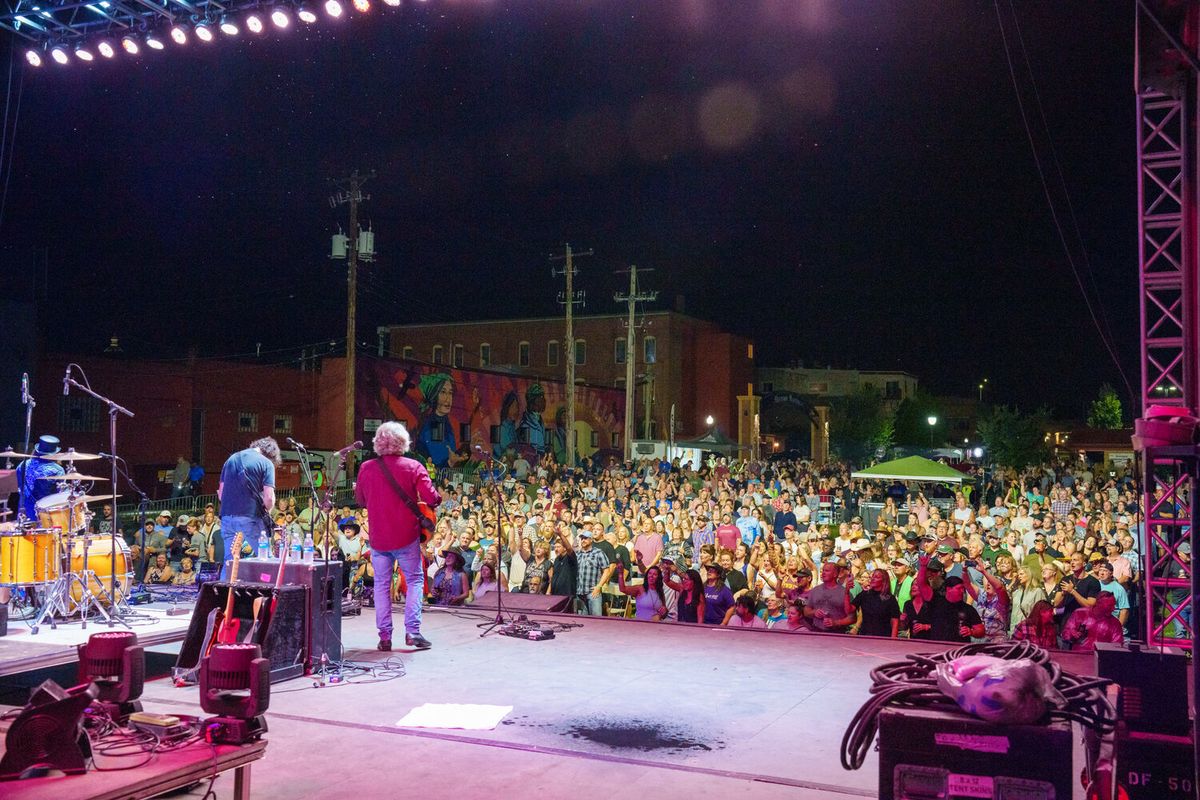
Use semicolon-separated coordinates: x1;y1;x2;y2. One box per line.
70;537;132;605
36;490;88;533
0;526;61;586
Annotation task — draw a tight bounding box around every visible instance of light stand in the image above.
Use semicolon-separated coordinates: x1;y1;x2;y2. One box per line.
64;368;133;627
476;447;513;638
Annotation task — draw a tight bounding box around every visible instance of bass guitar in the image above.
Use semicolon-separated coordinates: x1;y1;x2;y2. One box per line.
244;537;288;644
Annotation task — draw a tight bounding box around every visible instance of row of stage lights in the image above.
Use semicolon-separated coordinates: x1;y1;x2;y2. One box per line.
25;0;414;67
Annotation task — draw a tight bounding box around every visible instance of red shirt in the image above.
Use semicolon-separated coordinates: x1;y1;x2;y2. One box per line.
355;455;441;551
715;524;740;551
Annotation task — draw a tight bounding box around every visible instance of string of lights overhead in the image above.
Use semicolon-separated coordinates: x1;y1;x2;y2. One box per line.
4;0;417;68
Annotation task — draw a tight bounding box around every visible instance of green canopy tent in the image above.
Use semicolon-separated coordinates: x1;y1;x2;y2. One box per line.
675;427;748;457
851;455;974;484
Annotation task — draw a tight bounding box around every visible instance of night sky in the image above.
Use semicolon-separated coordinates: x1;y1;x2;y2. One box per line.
4;0;1136;416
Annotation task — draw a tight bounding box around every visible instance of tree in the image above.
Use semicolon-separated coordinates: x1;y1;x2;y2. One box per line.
830;386;894;464
893;391;943;447
1087;383;1124;430
977;405;1051;469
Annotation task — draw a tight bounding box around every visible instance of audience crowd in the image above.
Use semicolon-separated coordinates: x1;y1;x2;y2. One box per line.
128;451;1158;649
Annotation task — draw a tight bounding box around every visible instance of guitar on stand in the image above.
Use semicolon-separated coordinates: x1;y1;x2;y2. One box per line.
173;533;243;686
244;538;287;644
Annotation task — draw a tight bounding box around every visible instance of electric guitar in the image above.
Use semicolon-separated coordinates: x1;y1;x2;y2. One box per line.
244;538;287;644
173;532;243;686
416;501;436;542
212;533;245;646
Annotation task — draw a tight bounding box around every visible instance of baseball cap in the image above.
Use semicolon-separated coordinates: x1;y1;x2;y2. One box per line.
157;510;171;519
890;557;907;566
578;529;594;539
936;544;955;555
1180;542;1192;555
177;515;190;525
851;538;873;551
925;558;945;572
904;532;919;542
1088;551;1104;562
783;524;795;531
796;568;812;578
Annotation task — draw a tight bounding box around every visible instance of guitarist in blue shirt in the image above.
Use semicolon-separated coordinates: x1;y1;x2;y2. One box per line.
217;437;279;581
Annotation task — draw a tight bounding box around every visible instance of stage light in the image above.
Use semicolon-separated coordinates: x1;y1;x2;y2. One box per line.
145;33;165;50
74;46;94;61
121;35;140;54
353;0;370;12
220;15;239;35
194;22;214;42
97;40;115;58
170;24;188;44
383;0;400;6
297;4;318;22
199;643;270;744
324;0;344;18
77;631;144;723
25;49;42;67
270;7;290;28
50;46;69;64
245;13;264;33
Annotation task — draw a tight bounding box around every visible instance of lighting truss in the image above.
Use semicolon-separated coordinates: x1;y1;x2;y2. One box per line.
3;0;402;62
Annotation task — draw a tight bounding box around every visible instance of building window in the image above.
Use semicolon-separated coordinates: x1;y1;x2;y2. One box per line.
237;412;258;433
59;396;102;433
643;335;656;364
479;343;491;367
575;339;587;366
614;338;626;364
460;423;471;444
453;344;464;368
273;414;293;434
590;430;598;447
432;345;444;365
518;341;530;367
611;432;620;449
402;346;414;360
885;380;901;400
547;340;559;366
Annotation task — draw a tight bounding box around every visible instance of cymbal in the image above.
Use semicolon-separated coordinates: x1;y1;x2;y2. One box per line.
37;473;109;482
0;448;34;459
40;450;103;462
79;494;122;504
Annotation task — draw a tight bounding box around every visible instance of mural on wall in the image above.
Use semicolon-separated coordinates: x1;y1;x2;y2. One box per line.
356;355;625;471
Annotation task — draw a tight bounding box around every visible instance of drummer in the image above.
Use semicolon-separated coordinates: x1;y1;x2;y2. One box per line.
16;435;65;521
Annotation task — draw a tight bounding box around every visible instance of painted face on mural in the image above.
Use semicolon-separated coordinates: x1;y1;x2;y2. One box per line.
436;380;454;416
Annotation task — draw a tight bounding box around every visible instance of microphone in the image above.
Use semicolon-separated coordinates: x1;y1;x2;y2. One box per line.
336;441;362;457
63;365;71;396
286;436;307;450
21;373;28;405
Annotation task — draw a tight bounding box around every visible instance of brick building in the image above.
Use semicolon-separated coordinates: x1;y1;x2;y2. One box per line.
378;311;754;442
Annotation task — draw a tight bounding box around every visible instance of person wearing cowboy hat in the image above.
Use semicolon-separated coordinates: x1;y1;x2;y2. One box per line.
429;548;470;610
15;434;65;522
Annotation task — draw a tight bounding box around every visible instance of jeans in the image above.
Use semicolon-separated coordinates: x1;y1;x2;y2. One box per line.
219;515;268;580
577;591;603;616
372;541;425;638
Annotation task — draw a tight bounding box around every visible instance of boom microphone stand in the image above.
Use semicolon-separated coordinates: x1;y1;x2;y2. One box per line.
476;446;513;637
64;365;133;627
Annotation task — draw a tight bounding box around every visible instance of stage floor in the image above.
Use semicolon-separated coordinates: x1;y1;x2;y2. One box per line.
123;606;1096;800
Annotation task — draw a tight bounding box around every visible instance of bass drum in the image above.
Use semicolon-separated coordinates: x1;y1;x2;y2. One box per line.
0;525;60;586
70;537;132;605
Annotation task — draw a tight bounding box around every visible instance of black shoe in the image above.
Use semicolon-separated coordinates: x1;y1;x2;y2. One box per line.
377;636;392;651
405;633;432;650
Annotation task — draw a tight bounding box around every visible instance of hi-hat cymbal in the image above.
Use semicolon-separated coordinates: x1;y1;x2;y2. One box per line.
36;473;109;482
40;450;102;462
0;448;34;459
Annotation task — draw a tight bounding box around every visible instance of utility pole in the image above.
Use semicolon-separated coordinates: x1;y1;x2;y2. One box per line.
329;169;375;452
614;265;657;462
551;244;591;468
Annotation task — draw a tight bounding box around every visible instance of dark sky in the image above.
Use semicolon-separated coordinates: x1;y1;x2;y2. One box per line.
4;0;1137;416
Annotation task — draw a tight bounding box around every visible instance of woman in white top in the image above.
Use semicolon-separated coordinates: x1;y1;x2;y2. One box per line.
951;493;975;530
471;561;507;602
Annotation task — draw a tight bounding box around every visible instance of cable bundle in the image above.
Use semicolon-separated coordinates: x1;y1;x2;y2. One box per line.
840;641;1116;771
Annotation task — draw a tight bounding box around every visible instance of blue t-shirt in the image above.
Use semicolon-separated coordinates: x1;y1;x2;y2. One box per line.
703;584;734;624
219;448;275;518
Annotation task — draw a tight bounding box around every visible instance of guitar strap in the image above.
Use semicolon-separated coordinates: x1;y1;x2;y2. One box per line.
376;457;426;521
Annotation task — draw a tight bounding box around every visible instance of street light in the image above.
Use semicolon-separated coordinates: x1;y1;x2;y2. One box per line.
927;416;937;448
705;415;714;427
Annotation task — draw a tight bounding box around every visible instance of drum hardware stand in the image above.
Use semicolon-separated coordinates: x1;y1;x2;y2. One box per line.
64;366;133;627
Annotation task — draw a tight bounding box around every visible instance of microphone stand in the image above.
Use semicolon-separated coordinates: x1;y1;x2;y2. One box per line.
21;383;34;455
477;447;513;637
296;442;351;678
65;372;133;627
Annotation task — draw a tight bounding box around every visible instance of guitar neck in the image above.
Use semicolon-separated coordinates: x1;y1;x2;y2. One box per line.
225;534;244;616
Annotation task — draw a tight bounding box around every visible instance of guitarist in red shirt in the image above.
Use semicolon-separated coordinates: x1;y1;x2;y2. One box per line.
355;421;441;651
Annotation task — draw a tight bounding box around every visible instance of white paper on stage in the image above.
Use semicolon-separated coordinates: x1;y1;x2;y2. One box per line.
396;703;513;730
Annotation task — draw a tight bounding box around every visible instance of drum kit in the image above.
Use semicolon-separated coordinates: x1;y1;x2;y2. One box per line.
0;447;133;633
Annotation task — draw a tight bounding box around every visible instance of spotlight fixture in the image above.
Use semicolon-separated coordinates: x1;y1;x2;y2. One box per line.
194;22;214;42
245;13;264;33
74;46;94;61
97;40;116;58
324;0;344;18
145;33;165;50
50;45;69;64
77;631;145;724
353;0;370;12
199;644;270;744
170;24;188;44
383;0;400;6
297;4;318;22
270;7;290;28
220;15;239;35
25;49;42;67
121;35;140;54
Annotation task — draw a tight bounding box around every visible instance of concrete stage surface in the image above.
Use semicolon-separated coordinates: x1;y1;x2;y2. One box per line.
123;606;1095;800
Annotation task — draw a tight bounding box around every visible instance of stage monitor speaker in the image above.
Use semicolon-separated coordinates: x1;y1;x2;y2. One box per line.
877;706;1073;800
0;680;96;780
467;592;571;614
239;559;342;665
1095;642;1189;736
175;582;309;683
